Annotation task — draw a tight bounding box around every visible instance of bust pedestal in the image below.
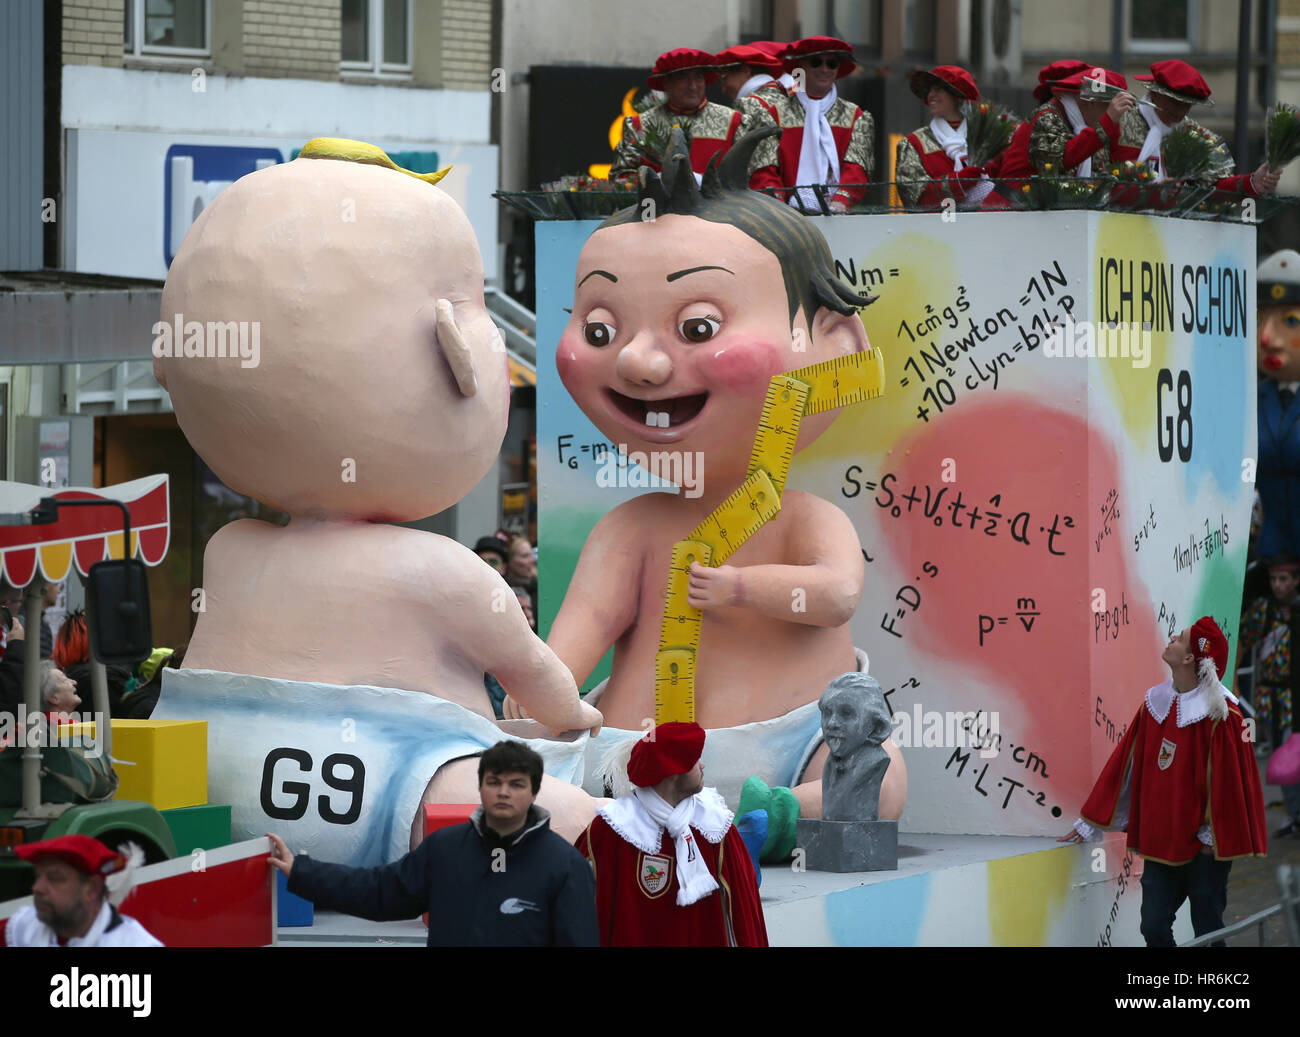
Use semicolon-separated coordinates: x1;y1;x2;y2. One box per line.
797;817;898;872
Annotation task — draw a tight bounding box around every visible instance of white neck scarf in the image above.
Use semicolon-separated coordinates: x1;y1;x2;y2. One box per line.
928;116;967;171
599;786;734;906
737;73;772;101
1057;95;1092;178
790;84;840;211
1145;677;1234;727
1137;101;1175;180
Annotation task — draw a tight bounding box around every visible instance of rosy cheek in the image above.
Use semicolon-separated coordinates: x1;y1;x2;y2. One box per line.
555;332;598;391
693;338;787;394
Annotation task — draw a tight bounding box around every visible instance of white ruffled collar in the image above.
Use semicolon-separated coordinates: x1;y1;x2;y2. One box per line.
598;786;733;854
1145;678;1236;727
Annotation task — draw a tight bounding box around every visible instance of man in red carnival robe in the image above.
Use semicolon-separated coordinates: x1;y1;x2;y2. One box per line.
1061;618;1268;946
575;721;768;947
1109;59;1280;203
765;36;874;212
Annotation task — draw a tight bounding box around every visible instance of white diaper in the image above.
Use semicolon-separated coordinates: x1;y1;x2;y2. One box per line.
154;669;587;867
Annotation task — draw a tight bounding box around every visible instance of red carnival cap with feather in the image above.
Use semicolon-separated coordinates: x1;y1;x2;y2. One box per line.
627;722;706;787
1189;616;1229;682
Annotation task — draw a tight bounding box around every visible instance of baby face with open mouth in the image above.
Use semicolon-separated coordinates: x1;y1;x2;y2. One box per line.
557;214;846;495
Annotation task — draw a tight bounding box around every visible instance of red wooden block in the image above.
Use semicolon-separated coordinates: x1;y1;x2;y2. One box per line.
421;804;476;927
422;804;476;838
113;838;273;946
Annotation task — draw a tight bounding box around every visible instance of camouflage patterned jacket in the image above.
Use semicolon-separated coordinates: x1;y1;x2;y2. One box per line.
996;99;1119;186
1112;109;1259;198
739;83;790;192
1027;100;1121;176
610;99;749;180
895;124;981;208
740;79;788;121
765;92;876;208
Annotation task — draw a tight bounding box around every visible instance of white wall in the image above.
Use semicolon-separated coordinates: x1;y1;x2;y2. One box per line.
63;65;491;143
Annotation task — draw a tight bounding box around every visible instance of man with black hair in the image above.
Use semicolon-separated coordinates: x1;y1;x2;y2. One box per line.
269;740;598;946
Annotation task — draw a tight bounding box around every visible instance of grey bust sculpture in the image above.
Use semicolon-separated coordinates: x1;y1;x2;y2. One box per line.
819;673;894;822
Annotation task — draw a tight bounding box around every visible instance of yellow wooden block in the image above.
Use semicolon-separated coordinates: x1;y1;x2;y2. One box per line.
63;719;207;810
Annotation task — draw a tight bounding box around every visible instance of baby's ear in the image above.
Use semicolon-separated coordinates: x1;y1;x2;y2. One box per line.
434;298;478;397
808;305;870;357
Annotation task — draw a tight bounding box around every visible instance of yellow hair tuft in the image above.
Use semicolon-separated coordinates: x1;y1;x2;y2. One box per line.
299;137;452;186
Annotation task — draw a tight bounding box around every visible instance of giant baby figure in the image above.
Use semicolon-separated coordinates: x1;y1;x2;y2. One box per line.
152;140;601;866
508;130;907;861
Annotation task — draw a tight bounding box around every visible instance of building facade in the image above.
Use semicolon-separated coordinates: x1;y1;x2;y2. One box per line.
3;0;509;646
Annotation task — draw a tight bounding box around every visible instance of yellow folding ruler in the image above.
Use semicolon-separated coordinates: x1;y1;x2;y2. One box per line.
653;346;887;723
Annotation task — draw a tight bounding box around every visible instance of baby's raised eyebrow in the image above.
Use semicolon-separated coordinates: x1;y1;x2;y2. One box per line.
578;269;619;286
666;265;734;282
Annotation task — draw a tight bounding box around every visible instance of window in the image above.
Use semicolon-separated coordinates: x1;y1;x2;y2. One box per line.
833;0;881;53
342;0;412;74
739;0;774;41
123;0;210;58
903;0;935;57
802;0;880;53
1130;0;1196;52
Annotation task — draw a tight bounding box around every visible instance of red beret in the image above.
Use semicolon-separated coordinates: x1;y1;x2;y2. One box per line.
715;44;783;76
749;40;789;60
1135;59;1213;106
15;835;126;877
1189;616;1229;681
1054;66;1128;99
627;722;705;787
781;36;856;78
1033;59;1090;102
648;48;720;90
908;64;979;102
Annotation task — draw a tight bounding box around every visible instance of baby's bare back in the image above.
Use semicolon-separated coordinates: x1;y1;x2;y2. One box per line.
584;492;860;730
184;519;509;717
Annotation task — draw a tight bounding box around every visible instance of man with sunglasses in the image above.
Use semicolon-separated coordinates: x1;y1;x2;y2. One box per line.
764;37;874;213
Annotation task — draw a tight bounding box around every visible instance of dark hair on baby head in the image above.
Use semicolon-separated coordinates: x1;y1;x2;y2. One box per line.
598;126;874;326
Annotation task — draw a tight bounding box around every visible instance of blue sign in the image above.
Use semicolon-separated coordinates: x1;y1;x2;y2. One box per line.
163;144;284;266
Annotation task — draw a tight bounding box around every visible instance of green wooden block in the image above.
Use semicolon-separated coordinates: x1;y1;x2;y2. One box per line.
160;804;232;856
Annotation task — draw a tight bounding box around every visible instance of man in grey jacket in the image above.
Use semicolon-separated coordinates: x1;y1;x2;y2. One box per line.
268;741;597;946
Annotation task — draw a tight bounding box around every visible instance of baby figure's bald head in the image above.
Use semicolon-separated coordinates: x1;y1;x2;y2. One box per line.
157;150;508;521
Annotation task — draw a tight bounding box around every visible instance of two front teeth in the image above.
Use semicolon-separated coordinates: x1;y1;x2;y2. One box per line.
645;410;671;428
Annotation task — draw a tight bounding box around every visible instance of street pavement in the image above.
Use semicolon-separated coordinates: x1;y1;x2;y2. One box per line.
1221;755;1299;947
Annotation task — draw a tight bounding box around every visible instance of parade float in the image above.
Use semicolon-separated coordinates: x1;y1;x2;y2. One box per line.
1;129;1270;946
519;145;1259;944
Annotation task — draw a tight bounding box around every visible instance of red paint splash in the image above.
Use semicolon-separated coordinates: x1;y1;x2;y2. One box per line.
879;395;1162;813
